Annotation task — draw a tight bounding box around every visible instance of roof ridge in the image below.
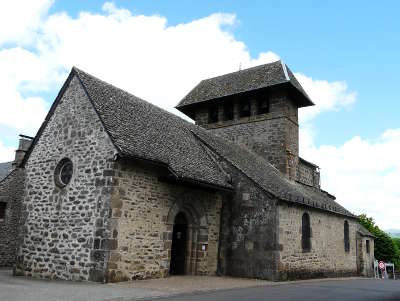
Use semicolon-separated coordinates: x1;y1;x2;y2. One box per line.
196;60;282;83
280;60;290;80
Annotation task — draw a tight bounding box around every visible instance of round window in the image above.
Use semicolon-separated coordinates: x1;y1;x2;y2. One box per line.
54;158;73;187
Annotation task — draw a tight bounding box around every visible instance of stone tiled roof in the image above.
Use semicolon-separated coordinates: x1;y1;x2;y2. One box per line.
75;67;354;218
74;68;232;190
357;224;375;238
176;60;314;110
23;67;355;218
192;129;355;218
0;161;13;182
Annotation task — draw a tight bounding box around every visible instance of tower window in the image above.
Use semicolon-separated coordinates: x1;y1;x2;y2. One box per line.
301;212;311;252
239;99;251;117
344;220;350;252
0;202;6;220
208;105;219;123
223;102;234;121
257;97;270;115
366;240;370;254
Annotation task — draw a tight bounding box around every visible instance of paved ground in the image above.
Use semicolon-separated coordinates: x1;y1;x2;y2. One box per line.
158;279;400;301
1;269;399;301
0;269;272;301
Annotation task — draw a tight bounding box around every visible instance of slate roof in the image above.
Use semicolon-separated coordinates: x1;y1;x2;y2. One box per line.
192;129;354;217
176;60;314;112
74;68;232;190
23;67;355;218
357;224;375;238
0;161;13;182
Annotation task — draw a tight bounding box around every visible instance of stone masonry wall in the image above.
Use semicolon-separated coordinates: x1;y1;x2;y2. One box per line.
278;203;357;279
217;158;280;280
196;89;299;180
106;159;222;282
357;235;374;277
0;169;24;267
363;238;375;277
15;75;116;281
297;160;320;188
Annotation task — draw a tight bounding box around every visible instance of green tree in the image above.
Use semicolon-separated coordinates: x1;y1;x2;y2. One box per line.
394;238;400;250
358;214;400;267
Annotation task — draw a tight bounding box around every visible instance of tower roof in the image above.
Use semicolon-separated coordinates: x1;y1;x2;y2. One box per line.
176;60;314;115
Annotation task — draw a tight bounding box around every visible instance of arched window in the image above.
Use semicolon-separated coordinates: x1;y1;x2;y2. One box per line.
344;220;350;252
302;212;311;252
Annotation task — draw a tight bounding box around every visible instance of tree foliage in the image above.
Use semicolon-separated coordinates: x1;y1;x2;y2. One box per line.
394;238;400;250
358;214;400;267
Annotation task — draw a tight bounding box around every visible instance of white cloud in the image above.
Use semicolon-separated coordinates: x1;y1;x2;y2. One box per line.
0;1;281;132
0;140;15;162
295;70;400;229
295;73;357;123
300;128;400;229
0;0;53;46
0;47;49;133
34;4;280;118
1;1;398;230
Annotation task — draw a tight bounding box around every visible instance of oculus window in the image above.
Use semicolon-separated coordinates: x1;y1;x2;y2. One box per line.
54;158;73;188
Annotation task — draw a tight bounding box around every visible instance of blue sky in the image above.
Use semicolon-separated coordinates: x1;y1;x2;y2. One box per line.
51;0;400;146
0;0;399;228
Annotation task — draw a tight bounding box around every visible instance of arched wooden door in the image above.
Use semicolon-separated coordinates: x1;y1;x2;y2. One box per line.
169;212;188;275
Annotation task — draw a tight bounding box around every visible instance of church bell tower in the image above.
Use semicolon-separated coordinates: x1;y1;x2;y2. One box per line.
176;61;314;181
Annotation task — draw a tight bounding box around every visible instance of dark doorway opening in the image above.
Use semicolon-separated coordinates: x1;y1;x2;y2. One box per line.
170;212;188;275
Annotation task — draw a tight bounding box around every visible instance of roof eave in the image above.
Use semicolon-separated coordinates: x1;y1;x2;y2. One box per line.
277;197;357;219
287;82;314;107
175;80;314;114
116;153;233;192
357;231;376;238
174;176;234;192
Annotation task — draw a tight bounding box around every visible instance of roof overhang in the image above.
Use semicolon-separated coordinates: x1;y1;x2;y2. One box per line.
116;153;233;193
176;81;314;120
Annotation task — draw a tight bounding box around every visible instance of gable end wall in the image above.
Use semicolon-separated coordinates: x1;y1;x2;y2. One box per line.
15;75;116;281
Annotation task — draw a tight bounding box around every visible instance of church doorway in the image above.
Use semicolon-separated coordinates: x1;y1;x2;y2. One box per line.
169;212;188;275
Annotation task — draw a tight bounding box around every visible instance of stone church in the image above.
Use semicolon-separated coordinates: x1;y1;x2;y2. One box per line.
0;61;375;282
